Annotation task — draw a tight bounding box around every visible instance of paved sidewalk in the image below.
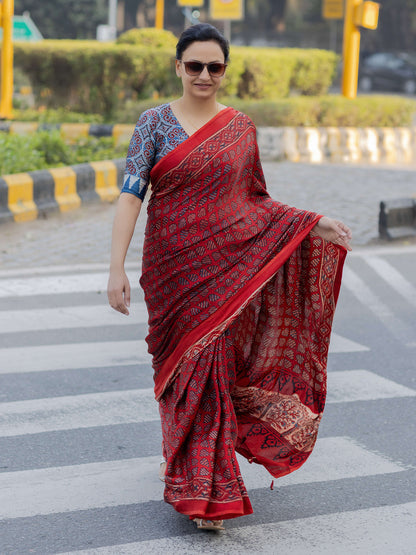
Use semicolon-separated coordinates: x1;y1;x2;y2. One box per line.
0;161;415;270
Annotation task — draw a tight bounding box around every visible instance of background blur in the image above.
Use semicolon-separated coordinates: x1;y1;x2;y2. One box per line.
13;0;416;53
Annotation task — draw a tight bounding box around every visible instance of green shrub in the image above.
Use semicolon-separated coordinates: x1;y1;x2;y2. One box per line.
13;41;337;118
112;95;416;128
317;95;416;127
0;131;128;175
116;27;177;49
289;49;339;95
12;108;104;123
13;41;179;118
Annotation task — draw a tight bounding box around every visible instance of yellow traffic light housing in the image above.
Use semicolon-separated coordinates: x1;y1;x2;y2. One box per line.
342;0;380;99
354;1;379;30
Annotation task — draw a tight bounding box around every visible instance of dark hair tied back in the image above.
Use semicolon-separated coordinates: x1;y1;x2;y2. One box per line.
176;23;229;63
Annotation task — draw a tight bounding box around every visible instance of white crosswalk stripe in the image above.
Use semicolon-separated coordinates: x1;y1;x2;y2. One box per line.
62;502;416;555
0;252;414;553
365;256;416;309
0;302;148;334
1;372;414;438
0;437;405;520
342;265;415;346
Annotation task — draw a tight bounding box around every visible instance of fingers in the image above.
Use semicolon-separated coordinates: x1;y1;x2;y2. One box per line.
124;282;131;309
107;273;131;315
108;290;130;315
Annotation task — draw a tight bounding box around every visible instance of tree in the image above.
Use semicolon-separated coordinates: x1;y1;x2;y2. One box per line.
14;0;107;39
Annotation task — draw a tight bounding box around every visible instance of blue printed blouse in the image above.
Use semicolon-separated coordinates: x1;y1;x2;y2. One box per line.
121;103;189;201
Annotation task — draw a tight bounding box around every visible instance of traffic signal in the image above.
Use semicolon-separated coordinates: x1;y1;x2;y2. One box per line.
342;0;380;99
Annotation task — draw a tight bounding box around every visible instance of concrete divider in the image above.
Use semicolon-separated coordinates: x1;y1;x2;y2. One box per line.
0;159;125;223
0;123;415;226
256;126;416;164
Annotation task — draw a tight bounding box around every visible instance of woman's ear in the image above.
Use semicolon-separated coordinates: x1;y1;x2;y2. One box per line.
175;59;182;78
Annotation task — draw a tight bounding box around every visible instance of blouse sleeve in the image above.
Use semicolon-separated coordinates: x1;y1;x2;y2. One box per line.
121;109;159;201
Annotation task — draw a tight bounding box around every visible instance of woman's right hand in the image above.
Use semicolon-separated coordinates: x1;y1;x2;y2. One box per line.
107;269;131;315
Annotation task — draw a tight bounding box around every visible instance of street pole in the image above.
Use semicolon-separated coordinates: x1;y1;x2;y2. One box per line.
342;0;361;99
155;0;164;29
0;0;14;119
108;0;117;28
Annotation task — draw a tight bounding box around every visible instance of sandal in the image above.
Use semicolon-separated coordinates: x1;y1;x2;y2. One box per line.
192;518;225;531
159;459;167;482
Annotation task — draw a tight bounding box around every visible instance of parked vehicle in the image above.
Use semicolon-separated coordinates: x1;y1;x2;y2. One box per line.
358;52;416;94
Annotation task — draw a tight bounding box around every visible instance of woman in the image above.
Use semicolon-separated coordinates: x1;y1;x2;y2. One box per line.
107;23;351;531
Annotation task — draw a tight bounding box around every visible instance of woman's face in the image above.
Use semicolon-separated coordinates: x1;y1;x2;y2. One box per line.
176;40;226;100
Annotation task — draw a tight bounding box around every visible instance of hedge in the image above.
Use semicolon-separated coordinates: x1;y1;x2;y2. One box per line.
113;95;416;128
13;39;338;118
0;132;128;175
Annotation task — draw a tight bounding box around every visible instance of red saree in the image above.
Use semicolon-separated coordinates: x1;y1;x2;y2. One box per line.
140;107;346;521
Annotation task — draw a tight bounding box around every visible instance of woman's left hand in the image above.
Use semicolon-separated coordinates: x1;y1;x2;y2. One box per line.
312;216;352;251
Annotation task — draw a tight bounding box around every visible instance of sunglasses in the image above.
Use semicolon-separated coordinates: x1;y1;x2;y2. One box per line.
180;60;227;77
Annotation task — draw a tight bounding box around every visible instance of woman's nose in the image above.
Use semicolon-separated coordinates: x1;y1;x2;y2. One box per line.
199;66;210;79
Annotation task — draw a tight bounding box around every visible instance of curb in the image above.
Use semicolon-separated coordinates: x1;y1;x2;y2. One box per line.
0;122;135;146
1;122;415;164
257;126;416;164
0;159;125;223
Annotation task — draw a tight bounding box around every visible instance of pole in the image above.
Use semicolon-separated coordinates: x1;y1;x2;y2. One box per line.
0;0;14;119
223;20;231;42
342;0;361;99
108;0;117;28
155;0;164;29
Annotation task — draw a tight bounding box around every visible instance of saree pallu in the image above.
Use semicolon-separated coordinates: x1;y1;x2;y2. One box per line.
140;107;346;521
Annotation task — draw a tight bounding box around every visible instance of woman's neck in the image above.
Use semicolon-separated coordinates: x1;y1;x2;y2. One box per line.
178;95;219;117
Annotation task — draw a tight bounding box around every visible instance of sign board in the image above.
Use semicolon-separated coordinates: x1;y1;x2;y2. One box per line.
322;0;344;20
177;0;204;6
210;0;244;21
0;15;43;41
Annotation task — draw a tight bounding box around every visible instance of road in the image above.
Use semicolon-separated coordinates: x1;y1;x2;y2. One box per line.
0;162;415;554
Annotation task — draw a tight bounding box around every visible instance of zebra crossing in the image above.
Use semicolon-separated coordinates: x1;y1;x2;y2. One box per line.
0;245;415;554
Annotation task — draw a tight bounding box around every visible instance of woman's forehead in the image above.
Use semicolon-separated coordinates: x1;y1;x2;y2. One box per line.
182;40;224;60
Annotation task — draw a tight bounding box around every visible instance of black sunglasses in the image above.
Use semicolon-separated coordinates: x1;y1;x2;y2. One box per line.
180;60;227;77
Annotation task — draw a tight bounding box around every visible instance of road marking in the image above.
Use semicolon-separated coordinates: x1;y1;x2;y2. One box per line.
365;256;416;308
0;262;140;279
342;265;415;345
1;372;413;438
0;303;148;334
0;437;405;520
348;244;416;258
0;388;158;437
328;369;416;403
61;501;416;555
329;333;369;353
0;329;367;375
0;340;151;375
0;271;140;298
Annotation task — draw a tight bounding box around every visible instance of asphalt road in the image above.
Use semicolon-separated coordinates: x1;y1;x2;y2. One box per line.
0;161;415;554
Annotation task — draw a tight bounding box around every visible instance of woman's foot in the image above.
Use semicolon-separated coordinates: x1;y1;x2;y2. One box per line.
192;518;225;531
159;459;167;482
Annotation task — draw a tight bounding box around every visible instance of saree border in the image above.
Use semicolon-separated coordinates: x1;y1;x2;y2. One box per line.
150;106;237;186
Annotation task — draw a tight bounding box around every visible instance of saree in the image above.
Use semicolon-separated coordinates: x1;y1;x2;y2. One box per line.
140;107;346;521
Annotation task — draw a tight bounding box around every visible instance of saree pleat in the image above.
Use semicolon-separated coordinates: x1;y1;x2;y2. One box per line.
141;108;346;520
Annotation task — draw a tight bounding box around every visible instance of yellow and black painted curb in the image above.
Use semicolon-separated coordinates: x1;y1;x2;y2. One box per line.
0;122;135;146
0;159;125;223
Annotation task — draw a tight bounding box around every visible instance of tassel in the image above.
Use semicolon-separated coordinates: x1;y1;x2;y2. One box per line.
270;480;274;490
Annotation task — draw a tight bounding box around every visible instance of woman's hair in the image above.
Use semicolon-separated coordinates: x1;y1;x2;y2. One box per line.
176;24;230;63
